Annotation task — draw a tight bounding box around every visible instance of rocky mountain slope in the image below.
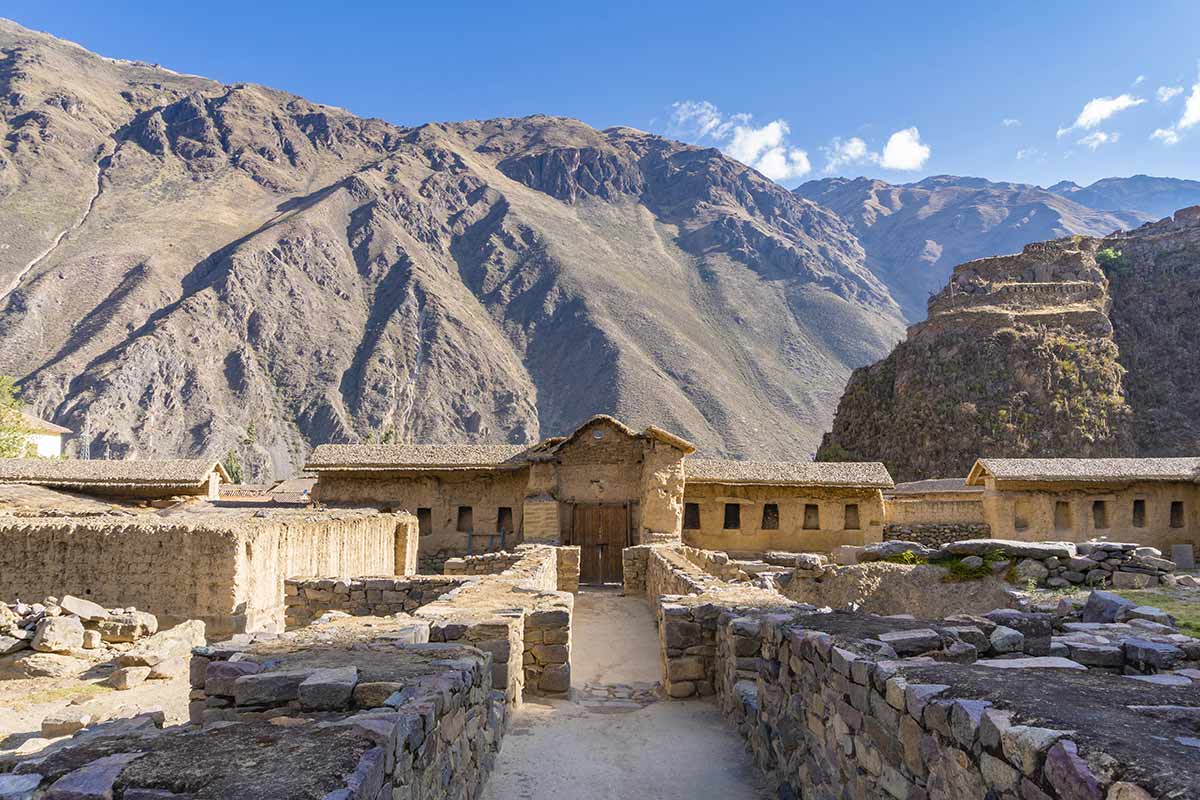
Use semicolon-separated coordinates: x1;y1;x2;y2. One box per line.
0;19;907;477
793;176;1148;319
817;207;1200;481
1046;175;1200;221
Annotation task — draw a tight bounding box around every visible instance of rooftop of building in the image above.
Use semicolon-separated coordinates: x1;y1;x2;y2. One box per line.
18;410;71;435
967;457;1200;485
0;458;229;489
889;477;980;495
686;459;894;489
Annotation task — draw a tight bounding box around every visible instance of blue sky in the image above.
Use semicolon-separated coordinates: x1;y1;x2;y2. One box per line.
6;0;1200;187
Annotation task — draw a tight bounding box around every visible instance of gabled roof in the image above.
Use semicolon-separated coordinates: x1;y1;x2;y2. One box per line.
966;457;1200;486
686;459;894;489
19;410;70;435
533;414;696;457
0;458;229;489
306;444;531;472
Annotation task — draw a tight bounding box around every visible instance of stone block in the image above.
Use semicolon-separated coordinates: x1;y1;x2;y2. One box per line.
538;663;570;693
32;616;84;654
58;595;110;622
878;628;941;656
0;773;42;800
1112;572;1152;590
1080;591;1136;624
41;711;92;737
107;666;152;690
233;670;312;706
666;657;706;682
299;666;359;711
204;660;261;696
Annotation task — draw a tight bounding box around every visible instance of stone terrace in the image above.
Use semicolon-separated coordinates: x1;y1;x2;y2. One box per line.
11;615;500;799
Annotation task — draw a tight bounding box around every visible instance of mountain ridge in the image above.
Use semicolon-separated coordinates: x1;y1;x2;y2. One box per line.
0;20;905;478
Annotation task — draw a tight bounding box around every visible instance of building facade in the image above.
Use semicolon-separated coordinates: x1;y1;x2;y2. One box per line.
306;415;892;581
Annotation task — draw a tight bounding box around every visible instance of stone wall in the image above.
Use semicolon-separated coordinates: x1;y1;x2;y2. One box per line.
444;551;525;576
713;608;1197;799
178;619;504;799
0;510;412;637
884;522;992;547
416;545;573;700
284;575;468;627
555;546;580;593
679;545;751;582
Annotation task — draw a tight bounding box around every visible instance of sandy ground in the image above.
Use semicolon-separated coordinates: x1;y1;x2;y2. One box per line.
0;664;191;760
481;587;769;800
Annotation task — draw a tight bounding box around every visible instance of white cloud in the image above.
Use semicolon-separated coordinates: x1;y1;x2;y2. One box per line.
1077;131;1120;151
1157;85;1184;103
1057;93;1145;137
1151;127;1181;146
1001;118;1021;128
1180;81;1200;130
667;100;811;181
822;136;877;173
1015;147;1041;160
880;127;931;170
1133;75;1146;86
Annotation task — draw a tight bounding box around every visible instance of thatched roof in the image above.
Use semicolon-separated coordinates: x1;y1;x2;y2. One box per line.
0;458;229;489
890;477;980;495
967;457;1200;486
306;444;531;472
686;459;893;489
19;411;70;435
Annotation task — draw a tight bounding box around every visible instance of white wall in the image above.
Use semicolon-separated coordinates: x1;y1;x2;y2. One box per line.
28;433;62;458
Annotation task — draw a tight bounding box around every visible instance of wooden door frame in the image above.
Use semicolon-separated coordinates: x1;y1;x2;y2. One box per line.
568;501;631;584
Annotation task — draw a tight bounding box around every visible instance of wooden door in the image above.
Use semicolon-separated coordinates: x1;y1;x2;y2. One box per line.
572;503;628;584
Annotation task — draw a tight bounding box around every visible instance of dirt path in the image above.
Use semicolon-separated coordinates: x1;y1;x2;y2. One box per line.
481;587;768;800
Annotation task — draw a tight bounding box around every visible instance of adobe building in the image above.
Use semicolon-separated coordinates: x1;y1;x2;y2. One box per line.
0;457;229;500
306;415;892;582
18;410;71;457
681;459;891;554
966;457;1200;551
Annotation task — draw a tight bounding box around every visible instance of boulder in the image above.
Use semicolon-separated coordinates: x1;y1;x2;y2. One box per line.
233;670;313;706
0;634;30;656
877;628;942;656
41;711;92;737
81;630;102;650
0;773;43;799
858;541;938;563
91;611;158;643
1111;572;1153;590
1013;559;1050;584
1115;606;1174;627
31;616;84;654
1080;591;1136;624
1124;639;1185;672
107;666;152;690
984;610;1053;656
944;539;1074;560
989;626;1024;654
58;595;111;622
117;620;206;667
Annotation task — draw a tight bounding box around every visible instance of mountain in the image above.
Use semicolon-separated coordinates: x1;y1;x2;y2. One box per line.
1046;175;1200;221
816;207;1200;482
0;19;907;477
793;175;1149;320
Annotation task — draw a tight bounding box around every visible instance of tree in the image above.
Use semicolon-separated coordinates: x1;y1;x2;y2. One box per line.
0;376;33;458
223;450;245;484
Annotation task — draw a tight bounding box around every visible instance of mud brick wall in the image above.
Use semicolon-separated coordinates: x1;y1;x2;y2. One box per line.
284;575;469;627
0;512;412;637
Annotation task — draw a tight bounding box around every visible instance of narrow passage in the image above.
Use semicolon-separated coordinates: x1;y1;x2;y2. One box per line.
481;587;768;800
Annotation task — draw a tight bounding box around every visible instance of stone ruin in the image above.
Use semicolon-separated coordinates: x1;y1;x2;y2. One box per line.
1;530;1198;798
